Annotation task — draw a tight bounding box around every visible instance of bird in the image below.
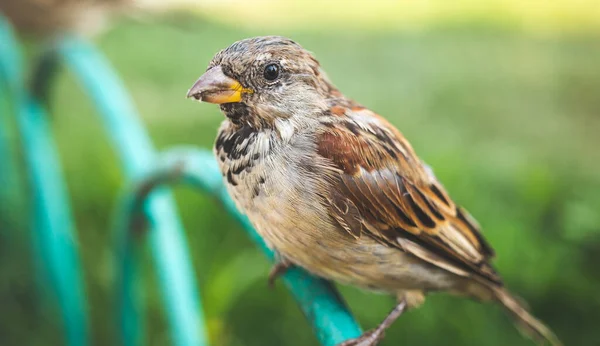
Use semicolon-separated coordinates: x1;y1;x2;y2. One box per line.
0;0;130;38
186;36;561;346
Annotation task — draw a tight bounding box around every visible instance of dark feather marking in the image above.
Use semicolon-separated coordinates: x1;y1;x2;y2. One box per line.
217;125;258;160
231;161;252;175
406;192;436;228
382;145;398;159
344;121;361;135
252;184;260;198
389;198;418;228
415;189;445;221
373;129;396;147
215;132;226;151
430;184;450;207
456;208;495;258
226;170;237;186
390;176;419;228
219;135;235;155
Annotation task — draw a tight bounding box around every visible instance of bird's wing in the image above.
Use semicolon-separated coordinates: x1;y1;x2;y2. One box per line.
316;104;501;284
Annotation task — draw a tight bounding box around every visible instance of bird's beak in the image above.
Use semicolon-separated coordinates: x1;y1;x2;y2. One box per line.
186;66;252;104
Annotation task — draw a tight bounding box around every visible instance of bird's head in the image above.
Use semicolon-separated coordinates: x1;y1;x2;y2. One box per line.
187;36;337;127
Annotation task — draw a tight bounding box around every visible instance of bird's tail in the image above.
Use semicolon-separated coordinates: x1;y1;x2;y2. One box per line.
493;287;562;346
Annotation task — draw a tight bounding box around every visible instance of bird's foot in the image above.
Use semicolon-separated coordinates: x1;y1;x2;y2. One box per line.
337;299;408;346
337;329;384;346
268;256;292;288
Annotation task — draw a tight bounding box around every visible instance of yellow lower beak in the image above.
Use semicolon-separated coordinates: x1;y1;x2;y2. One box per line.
186;66;252;104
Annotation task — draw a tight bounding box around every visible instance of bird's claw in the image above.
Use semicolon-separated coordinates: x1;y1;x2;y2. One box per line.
337;329;384;346
268;257;292;288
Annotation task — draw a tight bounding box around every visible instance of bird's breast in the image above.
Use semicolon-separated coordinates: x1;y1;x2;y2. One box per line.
214;122;328;237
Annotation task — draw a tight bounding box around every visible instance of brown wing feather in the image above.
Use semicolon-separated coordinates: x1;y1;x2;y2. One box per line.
318;105;501;284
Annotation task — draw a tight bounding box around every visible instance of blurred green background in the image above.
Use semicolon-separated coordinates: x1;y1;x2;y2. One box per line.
1;1;600;345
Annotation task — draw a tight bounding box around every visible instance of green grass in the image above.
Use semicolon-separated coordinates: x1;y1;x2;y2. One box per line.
2;14;600;346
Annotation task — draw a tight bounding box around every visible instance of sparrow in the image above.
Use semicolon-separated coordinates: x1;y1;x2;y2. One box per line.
186;36;561;346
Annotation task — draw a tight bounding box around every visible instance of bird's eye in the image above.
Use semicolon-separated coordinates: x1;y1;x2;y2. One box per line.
263;63;280;81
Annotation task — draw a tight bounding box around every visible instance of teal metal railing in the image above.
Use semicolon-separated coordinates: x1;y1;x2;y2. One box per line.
0;18;89;346
0;14;362;346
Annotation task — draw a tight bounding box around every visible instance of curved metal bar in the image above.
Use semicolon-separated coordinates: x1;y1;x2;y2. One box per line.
0;89;20;210
122;147;363;346
55;37;208;346
29;48;61;106
0;17;24;219
0;16;89;346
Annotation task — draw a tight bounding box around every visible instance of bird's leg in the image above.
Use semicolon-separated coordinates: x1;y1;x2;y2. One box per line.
268;255;292;288
337;299;407;346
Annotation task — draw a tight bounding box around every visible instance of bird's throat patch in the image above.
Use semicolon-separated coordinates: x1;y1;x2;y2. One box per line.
220;102;251;124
